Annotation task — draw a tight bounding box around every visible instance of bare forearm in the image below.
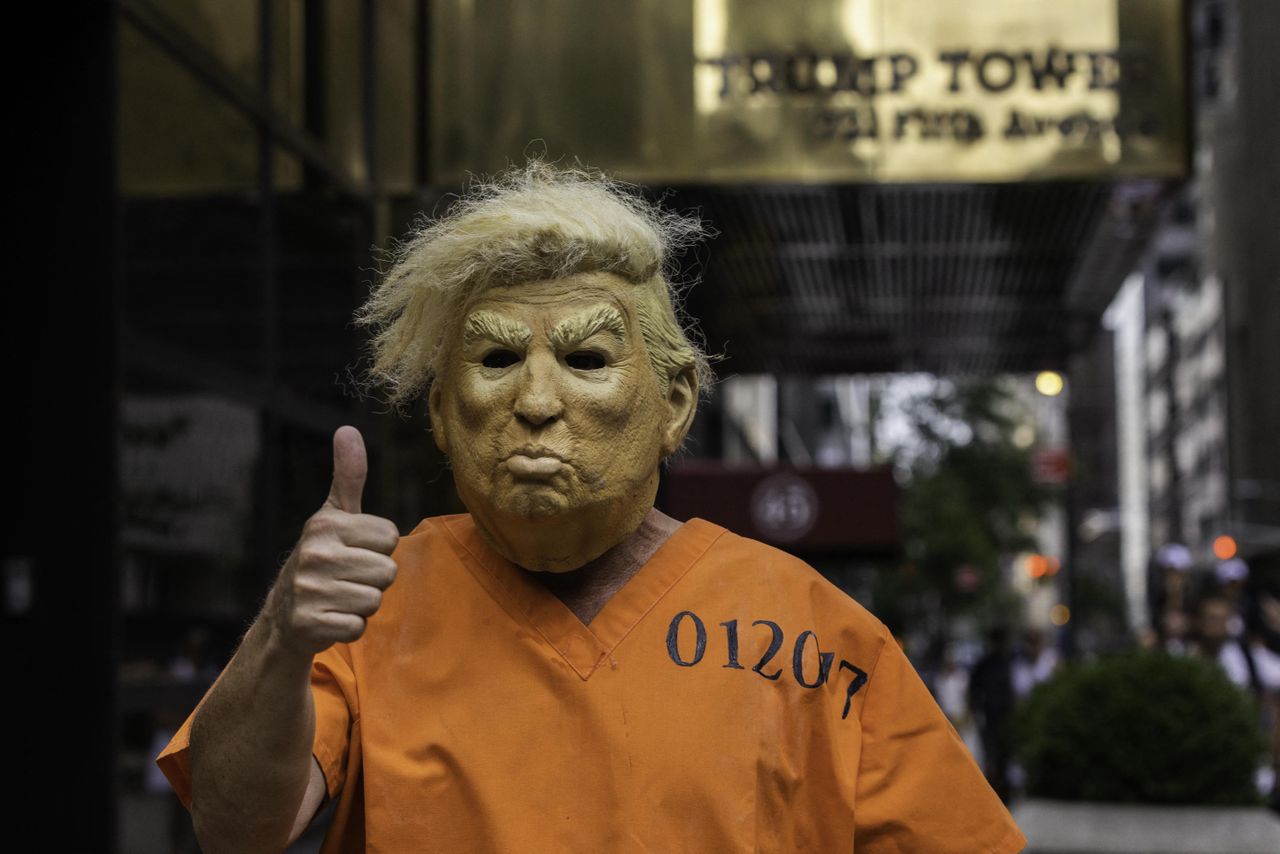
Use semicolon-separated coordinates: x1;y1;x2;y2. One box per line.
189;612;317;854
183;426;400;851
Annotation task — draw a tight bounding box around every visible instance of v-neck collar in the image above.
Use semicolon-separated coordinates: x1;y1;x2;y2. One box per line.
440;513;727;680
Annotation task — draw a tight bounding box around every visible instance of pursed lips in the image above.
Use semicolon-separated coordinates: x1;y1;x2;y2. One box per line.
512;445;563;460
506;446;567;477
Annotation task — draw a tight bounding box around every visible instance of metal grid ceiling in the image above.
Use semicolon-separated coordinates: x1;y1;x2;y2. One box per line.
663;182;1161;376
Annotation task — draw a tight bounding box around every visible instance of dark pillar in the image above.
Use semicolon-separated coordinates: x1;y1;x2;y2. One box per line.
8;3;121;849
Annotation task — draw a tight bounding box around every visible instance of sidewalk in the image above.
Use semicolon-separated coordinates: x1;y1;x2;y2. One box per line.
1011;798;1280;854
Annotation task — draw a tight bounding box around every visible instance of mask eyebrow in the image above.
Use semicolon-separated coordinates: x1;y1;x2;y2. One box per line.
463;310;532;350
549;304;627;351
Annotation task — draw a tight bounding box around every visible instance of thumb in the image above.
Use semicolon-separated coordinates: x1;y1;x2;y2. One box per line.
328;425;367;514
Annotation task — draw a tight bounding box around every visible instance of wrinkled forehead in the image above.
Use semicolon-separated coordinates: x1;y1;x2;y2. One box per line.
456;273;642;339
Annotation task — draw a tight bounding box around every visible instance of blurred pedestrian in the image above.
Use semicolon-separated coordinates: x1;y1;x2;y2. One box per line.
1012;627;1058;699
969;625;1016;803
1150;543;1194;655
935;648;969;724
1194;594;1280;696
146;627;220;854
1215;558;1252;640
1260;592;1280;653
1194;592;1280;809
934;647;983;761
1161;608;1193;656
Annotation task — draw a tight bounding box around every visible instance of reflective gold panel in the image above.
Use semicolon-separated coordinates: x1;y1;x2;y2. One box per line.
431;0;1186;183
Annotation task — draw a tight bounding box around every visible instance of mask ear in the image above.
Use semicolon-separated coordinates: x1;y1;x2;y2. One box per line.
428;381;450;455
660;366;698;457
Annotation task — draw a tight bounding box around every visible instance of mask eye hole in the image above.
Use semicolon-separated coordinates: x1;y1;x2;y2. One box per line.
566;351;606;371
482;349;521;369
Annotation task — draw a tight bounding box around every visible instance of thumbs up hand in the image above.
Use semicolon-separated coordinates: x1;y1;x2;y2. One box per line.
264;426;401;658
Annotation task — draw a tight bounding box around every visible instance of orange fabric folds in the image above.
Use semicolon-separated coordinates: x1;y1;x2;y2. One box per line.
157;514;1026;853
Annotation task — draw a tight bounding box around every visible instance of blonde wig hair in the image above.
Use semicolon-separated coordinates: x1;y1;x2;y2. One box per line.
354;159;715;414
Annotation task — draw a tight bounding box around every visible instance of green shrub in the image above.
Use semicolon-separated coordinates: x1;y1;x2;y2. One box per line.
1011;650;1267;804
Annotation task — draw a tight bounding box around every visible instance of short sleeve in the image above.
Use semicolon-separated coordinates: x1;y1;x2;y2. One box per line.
310;642;359;801
153;642;359;809
853;635;1027;854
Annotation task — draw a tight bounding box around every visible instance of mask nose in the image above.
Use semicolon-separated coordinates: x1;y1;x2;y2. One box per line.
513;350;564;427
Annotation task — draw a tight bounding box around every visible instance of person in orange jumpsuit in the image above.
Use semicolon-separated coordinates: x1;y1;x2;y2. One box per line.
156;160;1027;853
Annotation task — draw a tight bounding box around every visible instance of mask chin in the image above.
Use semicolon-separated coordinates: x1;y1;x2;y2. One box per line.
464;476;658;573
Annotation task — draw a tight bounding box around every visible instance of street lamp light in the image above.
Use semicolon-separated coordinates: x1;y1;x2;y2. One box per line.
1035;370;1064;396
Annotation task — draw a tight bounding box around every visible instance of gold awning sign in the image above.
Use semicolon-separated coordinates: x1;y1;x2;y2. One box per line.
430;0;1186;183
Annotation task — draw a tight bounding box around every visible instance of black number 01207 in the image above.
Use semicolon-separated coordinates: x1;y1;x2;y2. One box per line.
665;610;869;720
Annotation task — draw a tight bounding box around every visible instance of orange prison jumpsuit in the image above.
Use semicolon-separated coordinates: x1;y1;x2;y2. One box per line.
158;514;1026;853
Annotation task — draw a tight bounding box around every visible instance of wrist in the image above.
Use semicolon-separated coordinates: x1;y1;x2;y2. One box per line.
256;601;316;669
